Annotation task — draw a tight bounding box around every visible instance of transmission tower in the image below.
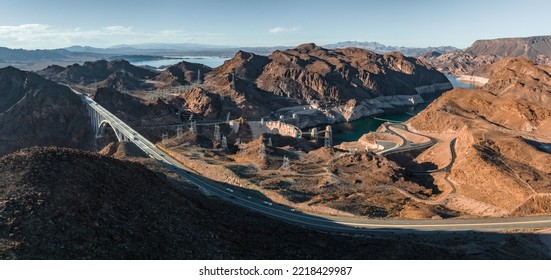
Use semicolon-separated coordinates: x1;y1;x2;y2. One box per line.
310;127;318;143
190;120;197;134
324;125;333;147
214;124;221;142
197;69;201;85
267;137;273;147
221;136;228;150
259;142;266;159
176;125;183;140
239;142;246;153
226;112;231;123
161;133;168;145
281;156;290;171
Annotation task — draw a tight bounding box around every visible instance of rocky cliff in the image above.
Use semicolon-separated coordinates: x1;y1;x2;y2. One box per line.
0;67;92;156
466;36;551;64
154;60;212;87
421;36;551;76
35;45;451;128
201;43;451;124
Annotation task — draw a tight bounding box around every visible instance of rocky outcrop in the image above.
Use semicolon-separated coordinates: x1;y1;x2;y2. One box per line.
174;87;235;120
0;67;92;156
466;36;551;64
154;60;212;86
37;59;157;91
202;44;451;125
421;36;551;76
420;50;500;76
93;87;172;121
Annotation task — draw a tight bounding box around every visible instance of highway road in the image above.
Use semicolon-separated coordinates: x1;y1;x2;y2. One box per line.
71;87;551;233
378;123;437;156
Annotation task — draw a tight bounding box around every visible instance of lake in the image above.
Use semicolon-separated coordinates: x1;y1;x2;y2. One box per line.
332;75;476;144
132;56;229;69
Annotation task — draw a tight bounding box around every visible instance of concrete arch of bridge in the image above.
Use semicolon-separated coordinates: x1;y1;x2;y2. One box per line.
98;120;125;142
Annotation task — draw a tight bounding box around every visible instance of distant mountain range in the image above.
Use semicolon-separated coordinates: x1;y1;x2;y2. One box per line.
0;41;461;66
3;36;551;72
322;41;458;57
0;46;104;63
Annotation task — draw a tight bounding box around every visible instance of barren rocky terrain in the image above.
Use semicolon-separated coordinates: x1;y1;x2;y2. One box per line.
421;36;551;76
0;67;92;156
36;44;451;127
1;146;548;259
405;58;551;217
156;57;551;221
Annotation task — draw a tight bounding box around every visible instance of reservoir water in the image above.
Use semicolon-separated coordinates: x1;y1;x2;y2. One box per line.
332;75;476;144
132;56;229;69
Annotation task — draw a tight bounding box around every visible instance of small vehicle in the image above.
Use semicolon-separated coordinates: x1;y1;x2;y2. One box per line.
226;188;234;193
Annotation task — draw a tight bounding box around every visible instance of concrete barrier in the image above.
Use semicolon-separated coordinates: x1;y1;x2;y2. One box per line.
457;75;489;85
228;120;302;140
415;82;453;94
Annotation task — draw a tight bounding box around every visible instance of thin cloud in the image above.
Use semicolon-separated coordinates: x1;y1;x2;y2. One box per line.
0;24;49;34
0;24;199;49
269;26;299;34
103;26;133;33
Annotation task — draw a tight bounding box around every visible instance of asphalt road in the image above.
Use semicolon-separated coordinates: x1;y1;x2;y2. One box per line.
72;87;551;233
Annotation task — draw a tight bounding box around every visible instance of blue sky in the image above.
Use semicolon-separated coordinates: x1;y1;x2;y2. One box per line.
0;0;549;49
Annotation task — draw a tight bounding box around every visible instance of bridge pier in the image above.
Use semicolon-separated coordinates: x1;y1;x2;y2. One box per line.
324;126;333;147
87;105;127;142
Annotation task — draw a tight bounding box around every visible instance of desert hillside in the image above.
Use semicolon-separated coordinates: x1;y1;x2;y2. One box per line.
0;146;474;259
407;58;551;217
421;36;551;75
0;67;92;156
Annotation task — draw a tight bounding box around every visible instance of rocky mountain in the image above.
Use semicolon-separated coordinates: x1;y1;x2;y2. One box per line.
421;36;551;75
467;58;551;106
407;58;551;216
323;41;458;57
34;44;451;130
0;47;102;63
153;60;212;86
0;146;474;259
465;36;551;64
37;59;157;91
0;67;92;156
201;43;451;123
419;50;500;76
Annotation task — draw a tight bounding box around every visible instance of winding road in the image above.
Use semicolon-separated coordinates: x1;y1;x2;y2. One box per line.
73;87;551;233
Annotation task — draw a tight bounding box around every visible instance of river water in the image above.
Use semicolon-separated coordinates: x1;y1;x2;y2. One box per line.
332;75;477;144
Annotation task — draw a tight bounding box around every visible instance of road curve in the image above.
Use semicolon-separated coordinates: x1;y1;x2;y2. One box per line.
71;87;551;233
